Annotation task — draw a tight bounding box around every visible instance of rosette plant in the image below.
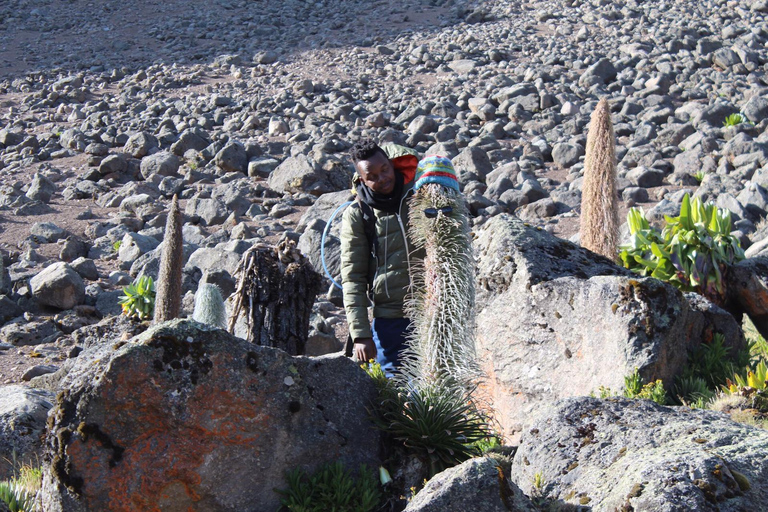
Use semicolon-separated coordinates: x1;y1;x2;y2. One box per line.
118;275;156;320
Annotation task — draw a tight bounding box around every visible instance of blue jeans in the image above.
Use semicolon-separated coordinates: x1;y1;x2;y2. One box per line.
372;317;411;378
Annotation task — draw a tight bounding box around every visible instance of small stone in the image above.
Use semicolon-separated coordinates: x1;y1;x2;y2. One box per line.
253;50;278;64
22;365;59;381
30;222;66;243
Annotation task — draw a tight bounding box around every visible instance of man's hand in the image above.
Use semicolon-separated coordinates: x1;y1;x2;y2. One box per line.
353;337;377;362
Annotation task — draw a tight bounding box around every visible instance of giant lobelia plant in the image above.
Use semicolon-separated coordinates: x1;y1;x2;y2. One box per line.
367;166;492;479
403;182;478;387
619;193;745;305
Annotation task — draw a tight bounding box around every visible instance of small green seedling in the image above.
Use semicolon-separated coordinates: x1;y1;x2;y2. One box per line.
118;275;156;320
723;113;748;127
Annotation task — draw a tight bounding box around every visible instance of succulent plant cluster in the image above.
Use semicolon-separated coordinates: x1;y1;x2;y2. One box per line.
725;360;768;411
118;275;156;320
276;461;381;512
619;193;745;305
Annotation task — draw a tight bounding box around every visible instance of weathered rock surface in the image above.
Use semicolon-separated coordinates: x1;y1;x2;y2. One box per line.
473;215;744;438
0;385;55;480
29;262;86;310
725;257;768;339
511;397;768;511
0;318;60;346
406;457;536;512
40;319;380;512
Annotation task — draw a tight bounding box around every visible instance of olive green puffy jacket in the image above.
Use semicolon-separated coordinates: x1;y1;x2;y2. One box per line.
340;145;420;341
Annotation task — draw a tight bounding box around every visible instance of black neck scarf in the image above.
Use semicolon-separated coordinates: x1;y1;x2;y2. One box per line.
356;171;405;213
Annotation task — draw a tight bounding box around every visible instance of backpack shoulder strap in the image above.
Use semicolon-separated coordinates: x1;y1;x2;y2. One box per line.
355;198;379;262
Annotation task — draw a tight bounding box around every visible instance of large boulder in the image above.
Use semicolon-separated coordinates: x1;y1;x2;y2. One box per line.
451;146;492;185
29;262;85;310
40;320;381;512
214;141;248;174
268;155;340;196
473;215;745;439
578;58;617;86
170;127;210;156
117;232;160;265
296;190;353;233
139;151;180;179
725;257;768;339
184;197;230;226
405;457;536;512
298;220;340;283
0;386;55;480
0;318;60;346
185;248;241;276
511;397;768;510
26;173;57;203
123;132;159;159
210;179;261;217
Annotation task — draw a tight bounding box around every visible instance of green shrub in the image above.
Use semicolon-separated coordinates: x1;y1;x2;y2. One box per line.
0;481;33;512
112;240;122;252
275;461;381;512
619;194;745;305
748;334;768;365
469;434;502;454
726;359;768;393
673;376;715;408
623;368;667;404
682;334;747;387
725;360;768;413
118;275;156;320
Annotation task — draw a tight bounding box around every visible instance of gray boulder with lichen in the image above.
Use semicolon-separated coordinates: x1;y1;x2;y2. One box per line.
473;214;745;439
405;457;536;512
39;319;380;512
0;385;55;480
511;397;768;511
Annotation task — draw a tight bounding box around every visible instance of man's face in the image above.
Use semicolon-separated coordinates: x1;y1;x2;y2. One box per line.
356;151;395;195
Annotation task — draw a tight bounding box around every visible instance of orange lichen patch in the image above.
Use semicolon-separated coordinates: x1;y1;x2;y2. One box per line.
63;347;288;511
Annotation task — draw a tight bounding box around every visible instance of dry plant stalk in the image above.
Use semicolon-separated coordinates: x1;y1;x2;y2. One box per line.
154;195;183;323
580;97;619;260
229;239;322;354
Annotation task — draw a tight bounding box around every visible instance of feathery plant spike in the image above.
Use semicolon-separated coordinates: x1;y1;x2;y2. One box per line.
367;179;491;479
154;194;184;323
403;183;478;390
192;282;227;329
580;97;619;260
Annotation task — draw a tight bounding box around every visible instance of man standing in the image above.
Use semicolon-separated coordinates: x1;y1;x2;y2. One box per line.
340;138;419;376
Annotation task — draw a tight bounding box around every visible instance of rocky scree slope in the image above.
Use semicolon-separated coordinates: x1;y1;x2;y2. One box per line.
2;0;768;391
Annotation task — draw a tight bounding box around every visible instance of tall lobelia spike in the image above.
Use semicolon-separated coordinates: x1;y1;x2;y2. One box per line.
580;97;619;260
402;156;478;391
154;194;184;323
